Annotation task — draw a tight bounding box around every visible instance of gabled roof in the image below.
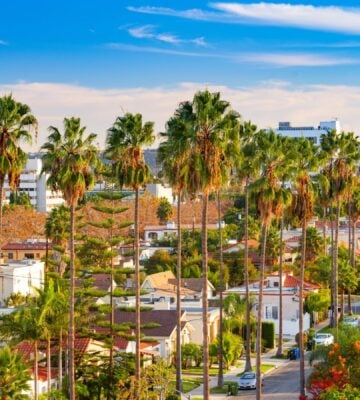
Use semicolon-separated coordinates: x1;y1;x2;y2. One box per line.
91;274;114;291
168;278;215;293
143;271;197;297
113;309;186;337
283;274;320;290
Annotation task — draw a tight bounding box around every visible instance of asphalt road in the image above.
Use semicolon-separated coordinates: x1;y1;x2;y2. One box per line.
230;359;311;400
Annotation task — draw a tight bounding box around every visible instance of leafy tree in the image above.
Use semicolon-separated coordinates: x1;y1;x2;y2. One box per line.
0;94;37;231
0;346;31;399
305;289;331;324
156;197;173;225
305;227;325;262
41;117;99;399
9;191;32;207
143;250;176;275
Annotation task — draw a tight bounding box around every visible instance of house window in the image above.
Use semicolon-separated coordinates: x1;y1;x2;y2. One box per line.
8;253;13;259
148;232;158;240
272;306;278;320
273;281;279;287
24;253;34;259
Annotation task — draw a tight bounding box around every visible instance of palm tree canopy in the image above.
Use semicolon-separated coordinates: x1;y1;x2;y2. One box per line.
41;117;99;206
0;94;37;189
106;113;155;189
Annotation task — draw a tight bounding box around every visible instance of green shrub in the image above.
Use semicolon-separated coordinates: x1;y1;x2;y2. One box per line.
166;394;180;400
262;321;275;349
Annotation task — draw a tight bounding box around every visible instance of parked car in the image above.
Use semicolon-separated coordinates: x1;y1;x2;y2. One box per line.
238;372;263;390
313;333;334;346
342;317;359;327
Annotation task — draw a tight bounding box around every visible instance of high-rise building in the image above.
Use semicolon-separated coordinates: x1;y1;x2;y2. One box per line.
4;153;64;212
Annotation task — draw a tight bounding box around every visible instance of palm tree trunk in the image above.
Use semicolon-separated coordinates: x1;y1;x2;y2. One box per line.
276;215;284;357
330;204;335;327
334;197;340;328
217;190;224;388
202;192;210;400
349;220;357;316
176;192;183;393
34;340;38;400
299;219;306;398
69;204;75;400
348;200;352;261
134;187;141;392
244;186;252;372
323;207;327;256
47;337;51;395
256;223;267;400
59;328;63;389
341;287;345;317
0;184;3;233
108;236;114;400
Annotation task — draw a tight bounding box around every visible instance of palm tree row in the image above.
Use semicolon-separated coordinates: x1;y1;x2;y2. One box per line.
1;92;360;400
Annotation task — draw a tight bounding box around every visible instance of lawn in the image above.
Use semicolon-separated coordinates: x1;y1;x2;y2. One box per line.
169;378;202;393
182;366;230;376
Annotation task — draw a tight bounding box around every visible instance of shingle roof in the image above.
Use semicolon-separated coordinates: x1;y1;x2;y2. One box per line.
114;309;185;337
145;271;197;297
91;274;113;291
1;241;50;251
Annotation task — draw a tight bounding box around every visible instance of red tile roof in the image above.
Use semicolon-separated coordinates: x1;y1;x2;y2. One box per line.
1;241;51;251
283;274;320;290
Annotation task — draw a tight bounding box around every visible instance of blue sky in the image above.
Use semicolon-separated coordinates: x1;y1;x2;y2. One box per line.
1;1;360;147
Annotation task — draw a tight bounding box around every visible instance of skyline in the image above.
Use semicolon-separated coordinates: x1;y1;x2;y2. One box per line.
1;1;360;149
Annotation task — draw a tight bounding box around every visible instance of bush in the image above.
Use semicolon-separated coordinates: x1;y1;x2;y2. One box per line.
262;321;275;349
295;331;308;346
166;395;180;400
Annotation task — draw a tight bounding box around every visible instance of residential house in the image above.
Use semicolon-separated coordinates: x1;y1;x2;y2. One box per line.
113;309;193;361
0;259;44;305
225;273;320;336
1;240;50;261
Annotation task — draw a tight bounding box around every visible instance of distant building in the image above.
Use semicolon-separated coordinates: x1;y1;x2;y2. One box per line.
4;153;64;212
0;259;44;305
1;239;50;261
144;148;160;177
273;119;341;144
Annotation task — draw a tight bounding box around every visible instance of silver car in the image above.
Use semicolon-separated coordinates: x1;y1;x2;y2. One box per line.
342;317;359;327
238;372;262;390
313;333;334;346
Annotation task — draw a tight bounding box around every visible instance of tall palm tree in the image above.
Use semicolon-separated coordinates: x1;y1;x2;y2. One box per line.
158;106;194;393
291;137;319;398
236;120;259;372
321;131;360;328
0;94;37;231
41;117;98;400
106;113;154;392
249;130;289;400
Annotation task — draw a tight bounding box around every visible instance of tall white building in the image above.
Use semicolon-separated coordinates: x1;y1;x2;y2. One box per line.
274;119;341;144
0;259;44;305
4;153;64;212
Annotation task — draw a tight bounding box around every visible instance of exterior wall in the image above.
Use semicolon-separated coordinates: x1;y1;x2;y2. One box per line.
0;260;44;305
144;228;177;241
26;378;57;397
4;248;47;261
4;154;64;212
146;183;174;204
270;313;311;337
184;309;220;345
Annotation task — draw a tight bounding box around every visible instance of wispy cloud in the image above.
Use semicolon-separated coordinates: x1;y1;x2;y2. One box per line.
211;3;360;35
107;42;357;67
106;43;218;58
127;25;208;46
0;40;8;46
128;3;360;35
238;53;356;67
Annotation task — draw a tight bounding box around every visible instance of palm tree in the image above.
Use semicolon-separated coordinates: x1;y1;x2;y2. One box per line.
0;346;31;400
158;106;194;393
185;90;240;400
236;120;259;371
41;117;99;400
249;130;289;400
321;131;360;328
349;187;360;314
106;112;154;392
0;94;37;231
291;137;319;398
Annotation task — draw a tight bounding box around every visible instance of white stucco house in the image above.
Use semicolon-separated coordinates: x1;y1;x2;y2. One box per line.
225;273;319;336
0;259;44;305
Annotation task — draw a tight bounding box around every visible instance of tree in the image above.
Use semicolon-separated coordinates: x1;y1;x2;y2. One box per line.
0;94;37;231
9;191;32;207
106;112;154;393
41;117;99;400
0;346;31;400
305;227;325;262
156;197;173;224
249;130;289;400
292;137;319;398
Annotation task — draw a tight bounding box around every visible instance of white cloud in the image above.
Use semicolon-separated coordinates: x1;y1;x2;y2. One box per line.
1;81;360;152
211;3;360;34
127;25;208;46
129;4;360;35
238;53;356;67
0;40;8;46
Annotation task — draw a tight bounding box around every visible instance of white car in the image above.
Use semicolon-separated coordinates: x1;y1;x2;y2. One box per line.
313;333;334;346
342;317;359;327
238;372;263;390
